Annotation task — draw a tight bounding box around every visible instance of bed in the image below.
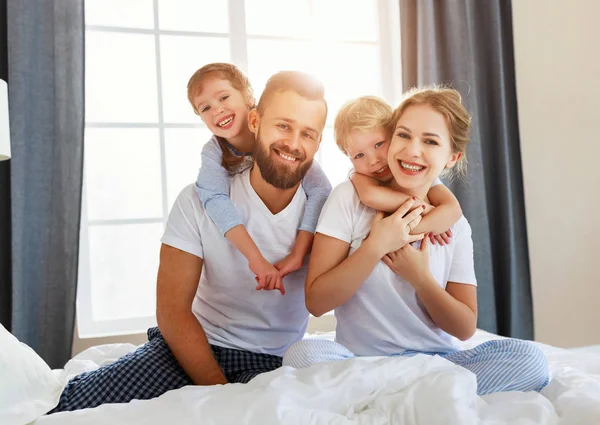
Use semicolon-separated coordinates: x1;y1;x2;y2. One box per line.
3;326;600;425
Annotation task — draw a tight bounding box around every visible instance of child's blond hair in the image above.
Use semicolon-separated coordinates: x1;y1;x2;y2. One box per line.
334;96;393;155
392;85;471;179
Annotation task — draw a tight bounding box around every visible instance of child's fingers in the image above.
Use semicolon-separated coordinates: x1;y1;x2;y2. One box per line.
441;232;451;244
266;275;277;291
434;234;445;246
277;276;286;295
430;233;436;244
255;275;265;290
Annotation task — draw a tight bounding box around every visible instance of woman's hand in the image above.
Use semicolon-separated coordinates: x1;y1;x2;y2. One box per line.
383;233;433;289
367;198;426;257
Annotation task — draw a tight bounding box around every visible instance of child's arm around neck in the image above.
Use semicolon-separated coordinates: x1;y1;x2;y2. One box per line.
350;172;462;235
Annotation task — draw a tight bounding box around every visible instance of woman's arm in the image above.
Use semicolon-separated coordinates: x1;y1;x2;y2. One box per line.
414;278;477;341
305;233;379;317
306;200;426;316
383;223;478;341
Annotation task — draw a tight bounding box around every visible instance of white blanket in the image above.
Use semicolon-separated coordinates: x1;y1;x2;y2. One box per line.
30;330;600;425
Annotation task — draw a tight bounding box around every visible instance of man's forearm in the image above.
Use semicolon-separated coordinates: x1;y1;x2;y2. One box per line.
159;312;227;385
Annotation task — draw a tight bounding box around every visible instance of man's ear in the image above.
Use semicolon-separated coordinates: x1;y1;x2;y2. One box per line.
445;151;462;169
248;109;260;135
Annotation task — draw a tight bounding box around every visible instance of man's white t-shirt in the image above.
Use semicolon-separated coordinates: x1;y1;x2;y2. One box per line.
161;169;310;357
317;180;477;356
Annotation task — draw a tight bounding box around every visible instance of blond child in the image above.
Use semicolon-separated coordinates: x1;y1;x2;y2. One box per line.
334;96;462;242
188;63;332;294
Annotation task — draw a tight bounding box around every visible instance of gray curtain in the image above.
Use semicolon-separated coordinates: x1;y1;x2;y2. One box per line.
399;0;533;339
6;0;85;368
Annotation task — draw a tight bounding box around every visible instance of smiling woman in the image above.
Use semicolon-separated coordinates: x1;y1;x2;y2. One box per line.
282;85;550;397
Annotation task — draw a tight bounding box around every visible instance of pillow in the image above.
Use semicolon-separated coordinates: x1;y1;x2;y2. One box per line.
0;324;63;425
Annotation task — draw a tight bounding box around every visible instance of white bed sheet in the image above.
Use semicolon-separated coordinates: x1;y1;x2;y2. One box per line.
32;330;600;425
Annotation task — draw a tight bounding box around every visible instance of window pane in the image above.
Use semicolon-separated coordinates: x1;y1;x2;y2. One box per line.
245;0;310;38
89;223;163;321
247;40;313;97
319;127;352;189
313;43;382;125
85;128;163;220
313;0;378;42
160;36;231;124
164;128;213;208
86;31;159;123
158;0;229;33
85;0;154;29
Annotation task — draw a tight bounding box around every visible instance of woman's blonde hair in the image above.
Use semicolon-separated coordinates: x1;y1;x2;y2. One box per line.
186;63;256;171
334;96;393;155
391;85;471;180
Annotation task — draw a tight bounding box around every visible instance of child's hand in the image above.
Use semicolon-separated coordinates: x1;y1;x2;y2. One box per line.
274;253;304;279
429;229;453;246
250;256;285;295
383;233;432;288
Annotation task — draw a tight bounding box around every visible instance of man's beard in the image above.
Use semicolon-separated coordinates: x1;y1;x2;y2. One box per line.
253;130;313;190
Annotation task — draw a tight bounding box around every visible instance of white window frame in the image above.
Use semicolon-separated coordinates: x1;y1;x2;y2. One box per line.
77;0;402;338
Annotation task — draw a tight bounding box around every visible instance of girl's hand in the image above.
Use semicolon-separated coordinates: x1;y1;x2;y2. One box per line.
368;198;426;256
430;229;453;245
274;253;304;279
383;233;432;289
249;257;285;295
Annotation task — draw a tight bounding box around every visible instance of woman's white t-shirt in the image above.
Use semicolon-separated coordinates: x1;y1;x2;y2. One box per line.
316;180;477;356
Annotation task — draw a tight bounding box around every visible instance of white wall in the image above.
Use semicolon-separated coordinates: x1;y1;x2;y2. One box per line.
512;0;600;347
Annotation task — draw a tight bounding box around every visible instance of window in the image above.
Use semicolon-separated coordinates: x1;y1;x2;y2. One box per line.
78;0;402;337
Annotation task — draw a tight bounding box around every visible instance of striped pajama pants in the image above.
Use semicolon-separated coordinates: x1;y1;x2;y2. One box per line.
283;338;550;395
49;327;283;413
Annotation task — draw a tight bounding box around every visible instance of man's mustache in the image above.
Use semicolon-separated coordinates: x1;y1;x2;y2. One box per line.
271;144;305;161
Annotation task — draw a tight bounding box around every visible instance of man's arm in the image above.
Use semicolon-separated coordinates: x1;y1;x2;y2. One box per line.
156;243;227;385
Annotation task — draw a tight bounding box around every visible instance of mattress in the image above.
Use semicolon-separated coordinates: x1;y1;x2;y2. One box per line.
30;329;600;425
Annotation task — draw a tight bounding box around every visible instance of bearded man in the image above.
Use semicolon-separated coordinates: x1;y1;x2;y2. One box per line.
50;71;329;413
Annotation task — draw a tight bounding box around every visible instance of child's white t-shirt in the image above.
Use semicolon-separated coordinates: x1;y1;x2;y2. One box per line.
316;180;477;356
161;169;310;356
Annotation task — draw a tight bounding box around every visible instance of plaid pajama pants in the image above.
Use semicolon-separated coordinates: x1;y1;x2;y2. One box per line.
283;338;550;395
49;327;283;413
